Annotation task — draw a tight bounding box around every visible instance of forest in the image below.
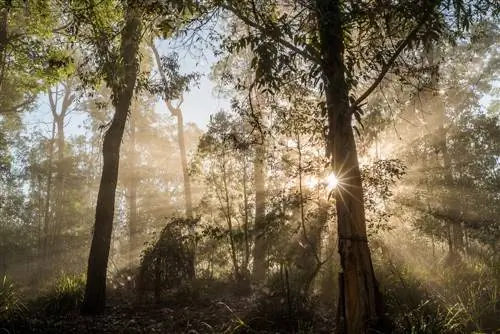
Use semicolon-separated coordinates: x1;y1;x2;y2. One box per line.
0;0;499;333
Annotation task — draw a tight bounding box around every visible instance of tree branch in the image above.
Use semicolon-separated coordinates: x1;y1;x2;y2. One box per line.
220;3;322;65
149;39;183;117
350;12;433;112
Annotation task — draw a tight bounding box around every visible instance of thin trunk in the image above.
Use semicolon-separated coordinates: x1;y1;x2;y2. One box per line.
0;5;9;89
53;116;65;248
81;4;142;315
151;42;196;276
36;175;43;257
242;154;250;271
315;0;388;332
252;135;266;283
48;83;74;255
222;158;239;279
128;105;138;263
176;111;194;218
150;43;194;218
42;121;56;265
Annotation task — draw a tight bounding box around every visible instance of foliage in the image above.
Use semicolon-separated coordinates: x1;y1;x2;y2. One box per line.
0;276;26;322
138;217;198;301
41;273;86;314
362;159;407;234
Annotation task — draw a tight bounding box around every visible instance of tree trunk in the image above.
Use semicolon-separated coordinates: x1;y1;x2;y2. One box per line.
48;83;74;256
221;157;240;280
42;121;56;266
0;5;9;89
176;111;194;218
242;153;250;271
151;43;196;276
128;104;138;264
150;44;194;219
315;0;387;332
252;134;266;283
81;4;142;315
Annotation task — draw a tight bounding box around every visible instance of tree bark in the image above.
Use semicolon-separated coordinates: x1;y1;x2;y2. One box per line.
315;0;387;332
81;3;142;315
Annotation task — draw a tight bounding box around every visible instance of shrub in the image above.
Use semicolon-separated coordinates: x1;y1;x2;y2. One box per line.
0;276;26;322
137;217;198;302
240;270;318;333
42;273;85;314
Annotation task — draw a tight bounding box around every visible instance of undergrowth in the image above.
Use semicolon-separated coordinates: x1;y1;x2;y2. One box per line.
0;275;26;323
40;273;86;314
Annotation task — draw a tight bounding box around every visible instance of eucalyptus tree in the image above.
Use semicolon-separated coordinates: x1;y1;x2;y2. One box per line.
72;0;144;314
62;0;201;314
212;0;495;332
150;43;197;219
46;79;80;261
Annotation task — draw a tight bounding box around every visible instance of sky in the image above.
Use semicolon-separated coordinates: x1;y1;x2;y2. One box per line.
23;39;229;139
161;40;230;130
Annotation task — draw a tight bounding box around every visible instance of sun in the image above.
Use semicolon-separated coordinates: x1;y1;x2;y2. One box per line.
326;173;338;191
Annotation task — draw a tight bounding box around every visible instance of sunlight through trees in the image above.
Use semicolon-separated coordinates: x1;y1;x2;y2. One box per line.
0;0;499;333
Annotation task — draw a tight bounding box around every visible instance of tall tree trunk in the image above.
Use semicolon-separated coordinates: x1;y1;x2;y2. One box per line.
150;43;196;276
0;4;9;89
150;44;194;218
42;121;56;266
175;109;194;218
242;153;250;271
81;4;142;315
128;102;138;264
48;83;74;256
221;157;239;280
252;129;266;283
315;0;387;332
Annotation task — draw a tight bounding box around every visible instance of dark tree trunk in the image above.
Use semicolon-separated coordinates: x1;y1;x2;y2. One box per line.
315;0;388;332
81;4;142;315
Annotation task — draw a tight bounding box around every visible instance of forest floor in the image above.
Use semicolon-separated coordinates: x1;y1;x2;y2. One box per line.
2;281;335;334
